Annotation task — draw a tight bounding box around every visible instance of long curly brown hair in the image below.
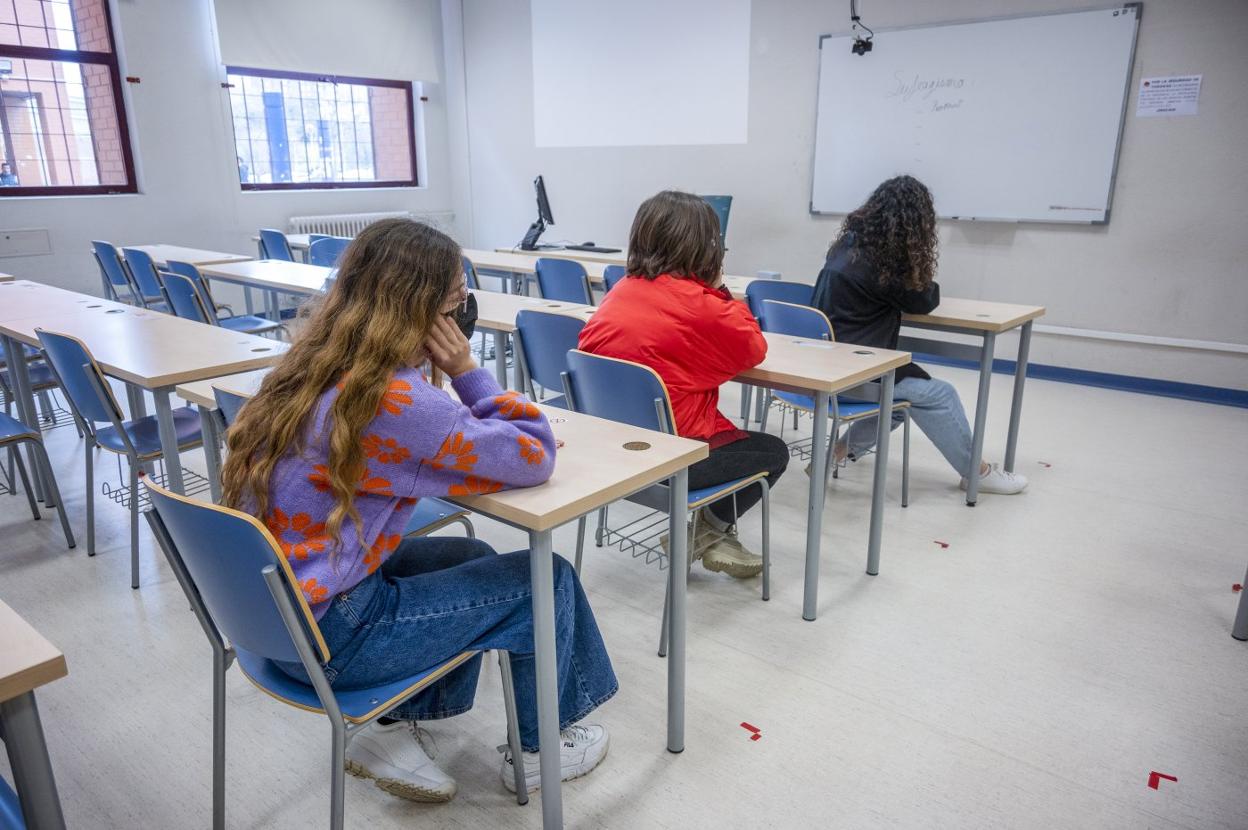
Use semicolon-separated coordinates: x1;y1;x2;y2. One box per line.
832;175;938;291
220;219;461;548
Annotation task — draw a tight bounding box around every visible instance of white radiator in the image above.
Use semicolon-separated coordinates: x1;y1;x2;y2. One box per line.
287;211;455;237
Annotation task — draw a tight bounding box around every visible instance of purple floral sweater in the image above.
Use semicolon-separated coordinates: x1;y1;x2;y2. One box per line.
264;367;554;618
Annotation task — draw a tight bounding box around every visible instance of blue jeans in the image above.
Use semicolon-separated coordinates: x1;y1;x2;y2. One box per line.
282;536;618;751
844;376;975;478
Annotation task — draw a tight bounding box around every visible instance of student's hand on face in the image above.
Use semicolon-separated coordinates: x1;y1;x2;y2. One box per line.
426;314;477;378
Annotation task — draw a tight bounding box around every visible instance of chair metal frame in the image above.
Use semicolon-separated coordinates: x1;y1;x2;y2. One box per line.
143;479;527;830
0;412;75;548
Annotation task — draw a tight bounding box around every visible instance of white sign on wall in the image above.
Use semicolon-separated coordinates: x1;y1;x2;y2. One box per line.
1136;75;1202;117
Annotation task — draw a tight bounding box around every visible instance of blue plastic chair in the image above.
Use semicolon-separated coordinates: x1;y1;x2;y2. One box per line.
535;258;594;305
119;248;171;311
700;195;732;247
258;229;295;262
744;280;813;329
514;309;584;408
37;330;202;588
462;255;480;291
0;776;24;830
211;387;471;540
758;299;910;504
142;478;526;828
562;350;770;653
165;262;283;337
158;271;213;324
308;237;351;268
92;240;139;304
602;265;627;293
0;410;74;549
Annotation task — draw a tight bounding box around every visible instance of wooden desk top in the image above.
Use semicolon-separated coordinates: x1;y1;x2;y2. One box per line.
0;599;67;703
473;290;592;333
0;272;13;283
902;298;1046;333
123;245;252;267
0;299;287;389
494;246;628;266
177;368;271;409
200;260;334;296
0;280;133;323
739;333;911;394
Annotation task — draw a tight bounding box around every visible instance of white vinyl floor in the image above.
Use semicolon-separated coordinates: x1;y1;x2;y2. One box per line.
2;362;1245;829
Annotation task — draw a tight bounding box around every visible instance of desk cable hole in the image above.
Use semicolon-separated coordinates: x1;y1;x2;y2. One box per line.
623;441;651;451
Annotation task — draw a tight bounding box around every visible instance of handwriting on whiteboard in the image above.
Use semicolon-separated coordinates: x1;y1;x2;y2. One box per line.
888;72;967;103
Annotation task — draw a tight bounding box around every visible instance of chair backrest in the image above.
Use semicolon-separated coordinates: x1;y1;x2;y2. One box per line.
602;265;627;293
120;247;164;302
563;350;676;434
308;236;351;268
258;228;295;262
700;195;732;246
159;271;213;325
535;258;593;305
759;299;833;341
462;255;480;291
166;260;217;317
213;386;249;427
745;280;813;327
91;240;136;302
144;479;329;664
35;329;123;424
515;310;586;393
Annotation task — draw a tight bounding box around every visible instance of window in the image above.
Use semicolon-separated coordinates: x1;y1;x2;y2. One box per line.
0;0;136;195
225;66;417;190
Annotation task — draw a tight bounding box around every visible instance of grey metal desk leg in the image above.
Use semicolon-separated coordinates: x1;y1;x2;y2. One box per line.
668;469;689;752
244;286;255;315
153;389;186;494
124;384;147;420
200;406;223;503
492;331;507;388
3;334;47;503
866;371;895;576
514;334;528;394
1003;321;1033;473
527;529;563;829
965;332;996;506
803;392;830;621
1233;564;1248;641
1;692;66;830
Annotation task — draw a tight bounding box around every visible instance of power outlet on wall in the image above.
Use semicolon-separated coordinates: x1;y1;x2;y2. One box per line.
0;229;52;258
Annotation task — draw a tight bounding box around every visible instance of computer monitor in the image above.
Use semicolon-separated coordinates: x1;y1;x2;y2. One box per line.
535;175;555;226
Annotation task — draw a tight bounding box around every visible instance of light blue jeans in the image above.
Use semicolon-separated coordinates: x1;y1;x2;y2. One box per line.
844;376;975;478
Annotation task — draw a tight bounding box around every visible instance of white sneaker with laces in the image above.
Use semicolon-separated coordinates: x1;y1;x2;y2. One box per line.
960;463;1029;495
345;720;457;802
500;724;610;794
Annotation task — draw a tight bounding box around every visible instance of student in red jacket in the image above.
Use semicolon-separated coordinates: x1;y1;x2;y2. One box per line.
579;190;788;578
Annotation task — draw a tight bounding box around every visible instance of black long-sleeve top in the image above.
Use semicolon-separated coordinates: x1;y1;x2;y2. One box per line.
811;232;939;383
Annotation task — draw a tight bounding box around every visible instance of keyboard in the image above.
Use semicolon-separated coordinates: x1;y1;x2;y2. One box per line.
563;245;622;254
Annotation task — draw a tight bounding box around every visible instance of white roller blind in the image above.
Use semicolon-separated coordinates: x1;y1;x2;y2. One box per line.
213;0;441;81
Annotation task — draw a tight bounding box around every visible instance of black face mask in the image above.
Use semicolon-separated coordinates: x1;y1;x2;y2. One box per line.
451;292;477;339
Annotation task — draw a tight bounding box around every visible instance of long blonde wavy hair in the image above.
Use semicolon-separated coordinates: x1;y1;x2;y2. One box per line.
221;218;462;544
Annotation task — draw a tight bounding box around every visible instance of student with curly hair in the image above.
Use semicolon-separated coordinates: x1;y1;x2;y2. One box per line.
812;175;1027;495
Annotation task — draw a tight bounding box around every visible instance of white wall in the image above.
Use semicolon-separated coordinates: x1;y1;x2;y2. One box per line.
0;0;458;297
460;0;1248;389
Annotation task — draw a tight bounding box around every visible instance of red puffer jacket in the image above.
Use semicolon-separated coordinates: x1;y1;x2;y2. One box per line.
577;274;767;446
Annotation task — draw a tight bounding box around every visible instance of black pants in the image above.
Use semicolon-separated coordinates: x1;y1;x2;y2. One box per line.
687;431;789;525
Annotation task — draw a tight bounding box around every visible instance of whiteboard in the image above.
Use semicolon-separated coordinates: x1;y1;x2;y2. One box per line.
810;5;1140;223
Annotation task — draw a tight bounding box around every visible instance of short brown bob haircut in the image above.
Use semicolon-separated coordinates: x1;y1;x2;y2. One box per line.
626;190;725;285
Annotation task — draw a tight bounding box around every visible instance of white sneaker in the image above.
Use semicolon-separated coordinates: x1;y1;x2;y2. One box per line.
500;724;610;794
960;463;1029;495
700;531;763;579
345;720;457;803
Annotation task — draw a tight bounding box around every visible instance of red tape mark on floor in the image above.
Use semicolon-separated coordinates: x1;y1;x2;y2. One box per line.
933;541;949;549
740;722;761;740
1148;771;1177;790
1234;584;1243;593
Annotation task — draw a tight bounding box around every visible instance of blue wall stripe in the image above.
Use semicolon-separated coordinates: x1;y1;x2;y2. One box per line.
915;353;1248;409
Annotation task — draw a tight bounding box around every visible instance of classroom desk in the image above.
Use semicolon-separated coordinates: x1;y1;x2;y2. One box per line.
122;245;253;267
0;599;69;829
200;259;332;321
897;299;1045;505
0;272;14;283
493;246;628;266
473;290;593;388
0;282;287;496
737;334;911;620
173;384;707;829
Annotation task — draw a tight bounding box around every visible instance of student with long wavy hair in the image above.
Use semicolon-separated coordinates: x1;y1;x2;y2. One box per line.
579;190;789;577
220;219;616;802
812;175;1027;495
